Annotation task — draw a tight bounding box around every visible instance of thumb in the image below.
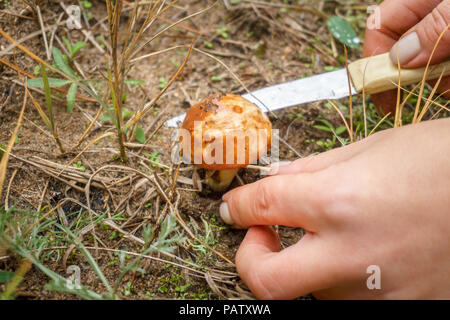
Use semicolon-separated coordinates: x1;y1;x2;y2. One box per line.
389;1;450;68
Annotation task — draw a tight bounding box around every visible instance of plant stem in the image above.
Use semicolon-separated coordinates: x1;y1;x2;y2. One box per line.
206;169;239;192
108;0;127;162
41;63;65;153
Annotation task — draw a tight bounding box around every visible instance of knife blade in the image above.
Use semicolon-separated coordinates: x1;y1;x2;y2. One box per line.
165;68;354;128
165;53;450;128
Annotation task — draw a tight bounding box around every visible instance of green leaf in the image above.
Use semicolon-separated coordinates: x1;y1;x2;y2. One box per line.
216;26;229;39
158;77;167;89
327;16;360;48
99;114;111;122
70;42;88;57
41;63;54;129
33;65;41;76
67;82;78;113
100;107;134;123
203;40;213;48
0;271;14;283
52;47;76;78
317;118;334;129
336;126;347;135
27;78;72;88
135;126;146;144
211;76;222;82
122;109;135;119
313;125;333;133
82;0;92;9
62;37;72;55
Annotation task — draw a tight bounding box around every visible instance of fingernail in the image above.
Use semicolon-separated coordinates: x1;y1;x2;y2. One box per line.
266;161;292;175
220;202;234;225
389;32;421;66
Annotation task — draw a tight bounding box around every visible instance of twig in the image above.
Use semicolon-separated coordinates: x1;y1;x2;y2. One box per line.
202;48;250;60
0;82;27;200
37;179;50;213
0;24;61;57
5;167;19;210
48;13;64;57
0;10;33;20
36;6;51;60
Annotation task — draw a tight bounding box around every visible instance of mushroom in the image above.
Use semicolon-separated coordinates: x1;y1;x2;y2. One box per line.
180;93;272;192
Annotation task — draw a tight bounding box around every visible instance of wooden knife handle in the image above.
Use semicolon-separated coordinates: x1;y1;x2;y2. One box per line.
348;53;450;95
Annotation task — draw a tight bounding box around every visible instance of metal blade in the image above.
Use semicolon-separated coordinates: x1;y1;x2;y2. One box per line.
165;68;357;128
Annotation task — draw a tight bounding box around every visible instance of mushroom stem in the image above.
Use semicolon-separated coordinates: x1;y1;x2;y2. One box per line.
206;169;239;192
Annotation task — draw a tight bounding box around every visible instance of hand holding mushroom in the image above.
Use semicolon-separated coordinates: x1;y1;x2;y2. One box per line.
220;118;450;299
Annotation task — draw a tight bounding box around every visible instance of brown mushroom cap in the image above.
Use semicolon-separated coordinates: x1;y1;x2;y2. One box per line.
180;93;272;170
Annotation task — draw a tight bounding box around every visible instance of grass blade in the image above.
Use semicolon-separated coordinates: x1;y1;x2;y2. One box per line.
67;82;78;113
27;77;72;88
0;258;32;300
0;85;27;200
52;47;76;78
135;126;146;144
61;226;115;297
1;237;104;300
107;65;127;162
27;90;51;129
41;63;65;153
41;63;54;129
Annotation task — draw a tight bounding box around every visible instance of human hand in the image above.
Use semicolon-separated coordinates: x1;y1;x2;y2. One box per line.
363;0;450;115
220;119;450;299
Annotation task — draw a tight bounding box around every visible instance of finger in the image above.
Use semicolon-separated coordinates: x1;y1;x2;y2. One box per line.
363;0;442;114
363;0;441;58
274;145;362;176
221;173;326;230
273;132;384;176
390;1;450;68
236;226;344;299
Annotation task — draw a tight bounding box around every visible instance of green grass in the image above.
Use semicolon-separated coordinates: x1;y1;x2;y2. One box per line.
0;206;186;299
188;215;225;267
314;86;449;151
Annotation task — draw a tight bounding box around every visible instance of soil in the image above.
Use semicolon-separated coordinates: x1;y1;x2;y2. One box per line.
0;0;369;300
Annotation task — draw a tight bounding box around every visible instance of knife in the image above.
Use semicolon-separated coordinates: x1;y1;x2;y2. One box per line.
165;53;450;128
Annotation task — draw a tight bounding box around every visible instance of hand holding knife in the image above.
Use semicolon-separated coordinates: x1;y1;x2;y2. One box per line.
166;53;450;128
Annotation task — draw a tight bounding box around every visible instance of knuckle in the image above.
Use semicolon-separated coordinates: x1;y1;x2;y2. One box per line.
425;3;450;45
319;172;361;224
434;1;450;25
295;156;316;172
251;179;273;223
